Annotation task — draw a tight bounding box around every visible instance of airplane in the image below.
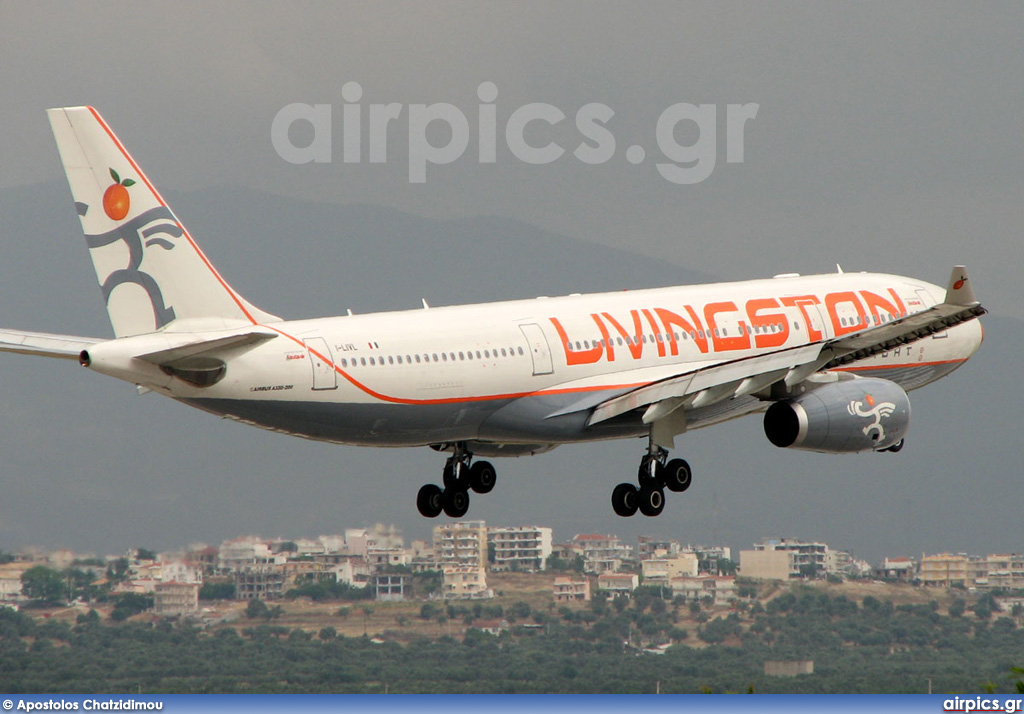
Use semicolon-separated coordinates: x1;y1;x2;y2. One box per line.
0;106;986;520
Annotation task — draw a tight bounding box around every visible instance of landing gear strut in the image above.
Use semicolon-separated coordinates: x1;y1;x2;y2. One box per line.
417;443;497;518
611;441;692;518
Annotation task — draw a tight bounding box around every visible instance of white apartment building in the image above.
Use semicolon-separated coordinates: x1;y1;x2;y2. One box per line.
442;566;493;599
553;577;591;603
572;534;634;574
488;526;553;571
641;553;699;585
597;573;639;597
671;576;737;605
434;521;488;569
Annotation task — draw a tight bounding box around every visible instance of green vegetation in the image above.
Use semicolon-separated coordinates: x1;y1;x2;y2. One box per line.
284;580;373;602
1;585;1023;693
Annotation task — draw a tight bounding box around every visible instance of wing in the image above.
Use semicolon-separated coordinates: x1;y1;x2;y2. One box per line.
581;265;985;448
0;328;103;360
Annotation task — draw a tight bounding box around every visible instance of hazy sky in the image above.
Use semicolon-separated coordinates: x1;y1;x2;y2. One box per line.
0;2;1021;562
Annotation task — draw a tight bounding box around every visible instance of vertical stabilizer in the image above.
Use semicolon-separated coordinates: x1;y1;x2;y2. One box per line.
47;106;279;337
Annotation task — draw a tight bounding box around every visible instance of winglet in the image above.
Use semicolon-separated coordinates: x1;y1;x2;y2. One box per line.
944;265;977;306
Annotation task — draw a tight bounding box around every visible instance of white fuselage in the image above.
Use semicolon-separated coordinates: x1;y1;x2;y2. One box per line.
93;271;981;454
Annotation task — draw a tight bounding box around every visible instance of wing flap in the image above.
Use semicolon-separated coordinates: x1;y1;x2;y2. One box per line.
588;343;823;426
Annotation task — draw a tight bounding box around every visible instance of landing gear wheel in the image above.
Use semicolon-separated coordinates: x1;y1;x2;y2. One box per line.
638;485;665;517
885;439;905;453
663;458;692;492
468;461;497;494
443;460;467;489
416;484;443;518
442;488;470;518
638;457;664;489
611;483;639;517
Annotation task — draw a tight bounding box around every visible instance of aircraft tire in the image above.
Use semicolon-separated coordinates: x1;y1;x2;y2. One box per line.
638;485;666;517
663;458;692;492
417;484;444;518
611;482;639;517
468;461;497;494
442;487;470;518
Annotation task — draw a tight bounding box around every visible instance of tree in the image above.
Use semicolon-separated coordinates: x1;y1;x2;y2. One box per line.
1011;667;1024;694
107;558;130;583
110;593;153;622
21;565;67;603
135;548;157;562
199;582;236;600
246;598;269;620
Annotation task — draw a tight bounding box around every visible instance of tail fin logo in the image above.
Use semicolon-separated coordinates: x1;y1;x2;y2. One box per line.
102;168;136;221
85;206;181;330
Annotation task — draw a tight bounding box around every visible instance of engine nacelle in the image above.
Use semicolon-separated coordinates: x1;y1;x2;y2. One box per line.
763;377;911;453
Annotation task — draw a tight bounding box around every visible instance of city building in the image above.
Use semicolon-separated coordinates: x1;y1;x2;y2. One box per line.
878;557;918;581
442;566;492;599
374;573;410;602
739;549;792;581
670;575;737;605
553;577;591;602
218;537;280;574
434;521;488;569
366;546;410;569
488;525;553;571
153;581;199;616
597;573;638;597
641;553;699;586
920;553;969;588
752;538;829;577
234;563;287;600
637;537;682;560
0;564;27;601
572;534;634;574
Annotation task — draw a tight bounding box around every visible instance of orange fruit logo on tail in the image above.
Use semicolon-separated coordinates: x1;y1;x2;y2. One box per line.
103;168;136;220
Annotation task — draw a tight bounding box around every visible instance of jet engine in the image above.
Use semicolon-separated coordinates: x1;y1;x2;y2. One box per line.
763;377;910;453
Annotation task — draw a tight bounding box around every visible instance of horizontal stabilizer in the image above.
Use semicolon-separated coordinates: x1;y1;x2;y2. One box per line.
0;328;101;360
135;329;278;367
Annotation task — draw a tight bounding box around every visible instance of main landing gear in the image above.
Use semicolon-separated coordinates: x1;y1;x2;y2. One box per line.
417;443;496;518
610;444;692;517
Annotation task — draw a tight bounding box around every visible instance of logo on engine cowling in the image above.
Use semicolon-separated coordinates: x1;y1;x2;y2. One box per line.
847;393;897;442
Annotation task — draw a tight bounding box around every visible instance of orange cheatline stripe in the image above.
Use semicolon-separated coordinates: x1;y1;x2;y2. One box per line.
262;324;650;406
835;358;966;373
86;106;258;326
